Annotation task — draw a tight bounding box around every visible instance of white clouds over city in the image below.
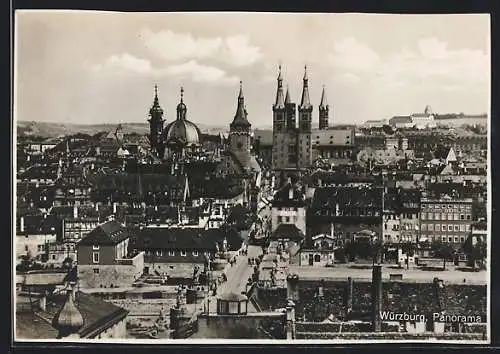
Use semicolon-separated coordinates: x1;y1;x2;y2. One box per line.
92;29;261;84
139;29;262;67
328;36;489;91
16;12;490;125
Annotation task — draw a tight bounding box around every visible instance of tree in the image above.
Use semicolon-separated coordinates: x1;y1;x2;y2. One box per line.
371;240;384;265
464;237;487;270
472;239;487;270
431;240;455;270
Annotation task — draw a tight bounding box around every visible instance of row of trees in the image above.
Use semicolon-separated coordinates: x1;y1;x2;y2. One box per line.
335;238;486;270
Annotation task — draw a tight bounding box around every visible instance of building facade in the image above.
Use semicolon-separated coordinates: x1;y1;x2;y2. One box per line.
419;197;473;246
77;221;144;288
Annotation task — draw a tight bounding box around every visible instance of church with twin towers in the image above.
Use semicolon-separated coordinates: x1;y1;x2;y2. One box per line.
272;65;353;171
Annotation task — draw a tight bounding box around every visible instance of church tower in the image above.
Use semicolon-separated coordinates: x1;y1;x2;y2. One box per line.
148;85;166;157
285;86;296;131
319;85;329;130
272;65;287;170
229;81;252;170
297;66;313;168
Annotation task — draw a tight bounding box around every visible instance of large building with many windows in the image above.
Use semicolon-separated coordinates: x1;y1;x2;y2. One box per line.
419;197;474;246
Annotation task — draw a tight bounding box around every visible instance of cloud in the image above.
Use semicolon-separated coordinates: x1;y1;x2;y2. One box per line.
92;54;238;85
92;53;152;74
140;29;262;67
328;37;380;72
336;72;361;84
162;60;239;84
328;37;489;91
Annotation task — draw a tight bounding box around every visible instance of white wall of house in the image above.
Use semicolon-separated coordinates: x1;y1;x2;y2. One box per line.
271;206;306;235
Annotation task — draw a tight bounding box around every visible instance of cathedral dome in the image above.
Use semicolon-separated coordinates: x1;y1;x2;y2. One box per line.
163;87;201;147
164;119;201;146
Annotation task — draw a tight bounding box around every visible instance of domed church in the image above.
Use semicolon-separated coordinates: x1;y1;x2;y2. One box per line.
147;85;202;159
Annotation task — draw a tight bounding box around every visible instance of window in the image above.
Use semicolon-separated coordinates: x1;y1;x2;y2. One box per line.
52;254;56;260
421;224;426;231
466;224;471;231
441;236;446;242
429;213;434;220
460;214;465;220
454;213;459;221
156;250;162;256
448;237;452;242
460;225;465;232
454;225;460;232
181;250;186;256
93;268;100;274
193;251;199;257
421;213;427;220
448;225;453;231
93;245;100;250
460;236;465;243
442;225;447;232
428;224;434;231
466;215;471;220
435;213;441;220
169;250;175;256
454;236;459;243
93;252;99;263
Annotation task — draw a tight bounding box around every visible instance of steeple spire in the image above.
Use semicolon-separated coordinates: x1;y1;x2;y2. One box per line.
149;84;164;117
274;64;285;109
319;85;328;108
300;65;311;109
285;85;291;104
238;80;244;100
230;80;251;130
176;86;187;120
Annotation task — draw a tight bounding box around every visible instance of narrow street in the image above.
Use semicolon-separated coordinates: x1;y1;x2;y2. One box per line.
206;245;262;313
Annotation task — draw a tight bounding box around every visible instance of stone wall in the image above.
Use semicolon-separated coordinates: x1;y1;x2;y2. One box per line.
78;264;143;288
145;262;198;279
93;318;127;339
196;314;286;339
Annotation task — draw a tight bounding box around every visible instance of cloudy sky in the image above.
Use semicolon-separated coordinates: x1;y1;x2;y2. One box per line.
15;11;490;128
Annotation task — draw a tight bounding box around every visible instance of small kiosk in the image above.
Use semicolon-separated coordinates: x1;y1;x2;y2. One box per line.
216;292;248;315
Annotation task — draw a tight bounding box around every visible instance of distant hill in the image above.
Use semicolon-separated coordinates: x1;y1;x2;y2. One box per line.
16;121;230;139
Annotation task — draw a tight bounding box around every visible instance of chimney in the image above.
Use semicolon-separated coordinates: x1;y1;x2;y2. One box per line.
286;274;299;301
317;285;324;298
345;277;353;318
371;265;383;332
73;204;78;219
286;300;296;340
20;216;25;232
39;292;47;312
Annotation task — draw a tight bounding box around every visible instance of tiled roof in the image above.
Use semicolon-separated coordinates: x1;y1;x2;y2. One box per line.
132;227;242;251
16;291;128;339
389;116;412;124
17;214;60;235
271;224;305;241
272;183;306;208
79;221;131;246
311;186;383;210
